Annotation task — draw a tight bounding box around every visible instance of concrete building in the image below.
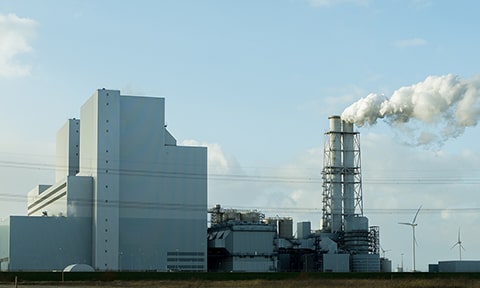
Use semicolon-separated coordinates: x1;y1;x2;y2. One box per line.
207;205;277;272
429;261;480;272
1;89;207;271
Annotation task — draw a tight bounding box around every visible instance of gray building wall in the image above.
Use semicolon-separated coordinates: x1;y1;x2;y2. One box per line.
79;89;121;270
116;95;207;271
0;219;9;271
9;216;91;271
79;90;207;271
208;224;276;272
56;119;80;182
119;218;206;271
380;258;392;272
323;253;350;272
438;261;480;272
351;254;380;272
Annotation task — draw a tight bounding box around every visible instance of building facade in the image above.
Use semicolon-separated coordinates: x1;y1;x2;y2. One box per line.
3;89;207;271
207;205;277;272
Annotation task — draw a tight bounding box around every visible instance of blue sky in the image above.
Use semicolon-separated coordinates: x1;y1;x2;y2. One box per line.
1;0;480;271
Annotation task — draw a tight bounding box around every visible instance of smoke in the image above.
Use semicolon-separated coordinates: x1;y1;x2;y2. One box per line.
341;74;480;146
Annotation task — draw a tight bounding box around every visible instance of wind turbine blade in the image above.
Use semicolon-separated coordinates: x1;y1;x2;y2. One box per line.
451;242;459;250
412;205;422;224
458;228;461;242
398;222;412;226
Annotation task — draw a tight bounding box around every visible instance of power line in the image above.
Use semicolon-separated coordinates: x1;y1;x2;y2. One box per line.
1;159;480;185
1;190;480;217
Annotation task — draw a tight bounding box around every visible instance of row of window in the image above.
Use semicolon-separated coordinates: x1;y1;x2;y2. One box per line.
167;251;205;256
166;258;204;262
166;265;204;270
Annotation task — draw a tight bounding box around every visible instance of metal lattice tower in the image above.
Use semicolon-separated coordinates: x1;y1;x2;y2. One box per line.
369;226;380;255
321;116;363;233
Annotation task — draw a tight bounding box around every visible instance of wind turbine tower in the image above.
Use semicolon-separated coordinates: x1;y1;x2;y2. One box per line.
399;206;422;272
451;228;465;261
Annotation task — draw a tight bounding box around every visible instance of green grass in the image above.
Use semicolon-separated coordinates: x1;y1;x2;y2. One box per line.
2;272;480;287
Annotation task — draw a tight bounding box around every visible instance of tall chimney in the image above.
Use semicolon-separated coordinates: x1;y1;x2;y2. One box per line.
322;116;364;233
343;121;355;217
328;116;342;232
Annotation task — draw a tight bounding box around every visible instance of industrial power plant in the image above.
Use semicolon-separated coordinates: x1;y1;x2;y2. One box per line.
0;89;390;272
207;116;388;272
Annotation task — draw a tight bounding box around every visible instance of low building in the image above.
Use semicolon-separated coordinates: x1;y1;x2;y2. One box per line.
208;205;277;272
430;261;480;272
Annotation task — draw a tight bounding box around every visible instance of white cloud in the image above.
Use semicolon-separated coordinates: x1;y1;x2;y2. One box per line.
181;140;239;175
0;13;37;77
393;38;427;48
180;140;253;207
309;0;372;7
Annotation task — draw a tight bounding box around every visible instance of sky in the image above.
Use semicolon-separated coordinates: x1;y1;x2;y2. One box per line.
1;0;480;272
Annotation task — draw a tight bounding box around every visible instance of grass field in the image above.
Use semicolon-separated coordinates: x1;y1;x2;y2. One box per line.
2;272;480;288
1;279;480;288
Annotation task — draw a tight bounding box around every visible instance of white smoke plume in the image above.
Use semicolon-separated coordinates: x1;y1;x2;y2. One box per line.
341;74;480;146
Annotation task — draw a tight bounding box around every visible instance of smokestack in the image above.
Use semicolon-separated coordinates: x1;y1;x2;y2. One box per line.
341;74;480;146
329;116;343;232
343;120;355;218
322;116;363;233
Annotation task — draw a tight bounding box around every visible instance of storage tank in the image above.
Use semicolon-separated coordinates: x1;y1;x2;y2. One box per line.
344;216;369;254
297;221;311;239
278;218;293;239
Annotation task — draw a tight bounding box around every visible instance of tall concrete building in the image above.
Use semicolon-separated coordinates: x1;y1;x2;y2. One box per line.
1;89;207;271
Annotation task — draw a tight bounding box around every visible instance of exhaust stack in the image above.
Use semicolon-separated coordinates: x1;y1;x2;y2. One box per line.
321;116;363;233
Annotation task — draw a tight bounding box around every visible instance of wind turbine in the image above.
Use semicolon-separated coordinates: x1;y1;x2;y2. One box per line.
451;227;465;261
399;205;422;272
380;246;391;258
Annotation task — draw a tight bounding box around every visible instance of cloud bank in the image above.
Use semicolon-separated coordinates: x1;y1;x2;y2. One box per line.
0;13;37;77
